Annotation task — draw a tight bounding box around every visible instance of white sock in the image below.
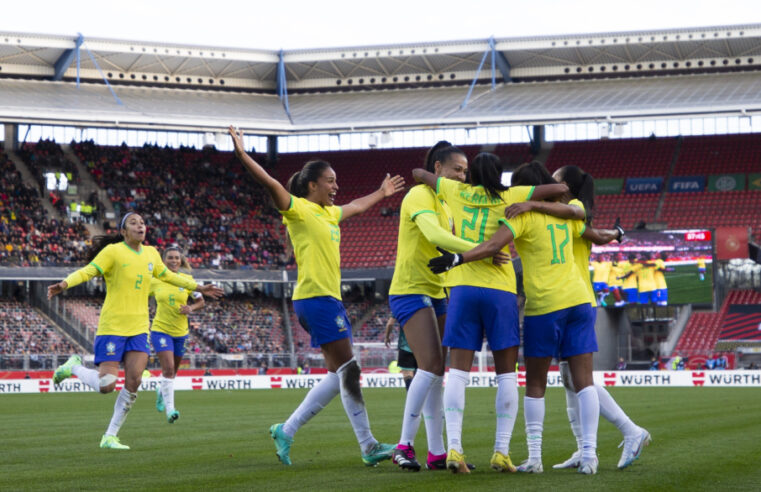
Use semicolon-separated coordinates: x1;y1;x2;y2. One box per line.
161;378;175;414
595;384;639;437
524;396;544;460
399;369;438;446
577;386;600;460
422;376;446;456
72;364;100;390
105;388;137;436
494;373;518;454
444;368;469;453
564;385;583;452
283;372;340;437
337;358;376;454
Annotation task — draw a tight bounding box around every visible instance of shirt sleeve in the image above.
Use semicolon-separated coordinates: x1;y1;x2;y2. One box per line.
63;264;101;289
328;204;343;223
435;177;458;201
279;195;301;221
500;214;525;240
571;218;586;238
415;212;477;254
503;185;534;203
152;249;198;290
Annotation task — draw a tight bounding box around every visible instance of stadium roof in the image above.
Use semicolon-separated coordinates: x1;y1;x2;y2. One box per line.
1;24;761;134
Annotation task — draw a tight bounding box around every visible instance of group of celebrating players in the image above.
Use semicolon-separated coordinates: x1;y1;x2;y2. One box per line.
48;127;651;475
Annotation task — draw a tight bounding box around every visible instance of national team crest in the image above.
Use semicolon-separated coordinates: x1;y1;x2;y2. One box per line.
422;296;433;307
106;342;116;355
147;262;154;272
335;316;345;329
179;287;184;292
160;337;168;348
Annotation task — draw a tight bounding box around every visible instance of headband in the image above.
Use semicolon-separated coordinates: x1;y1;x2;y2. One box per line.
120;212;135;229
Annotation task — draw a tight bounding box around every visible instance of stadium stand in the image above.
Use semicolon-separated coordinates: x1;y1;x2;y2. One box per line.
674;134;761;175
673;290;761;366
0;300;79;366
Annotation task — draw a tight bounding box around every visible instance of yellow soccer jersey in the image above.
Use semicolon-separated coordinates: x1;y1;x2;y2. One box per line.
281;195;342;301
150;273;201;337
620;261;638;289
501;212;589;316
652;259;667;289
436;177;534;293
632;263;657;293
592;261;613;283
63;242;197;337
697;258;706;269
389;185;453;298
608;263;625;287
568;199;595;306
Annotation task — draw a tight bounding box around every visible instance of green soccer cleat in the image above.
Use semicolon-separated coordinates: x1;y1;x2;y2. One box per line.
362;442;395;467
156;386;165;413
100;434;130;450
270;423;293;466
53;354;81;385
167;410;180;424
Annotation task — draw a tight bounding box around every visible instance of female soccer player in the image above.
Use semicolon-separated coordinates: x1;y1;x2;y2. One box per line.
150;247;205;424
412;153;568;474
389;141;499;471
428;161;622;475
547;165;651;471
48;212;223;450
228;126;404;467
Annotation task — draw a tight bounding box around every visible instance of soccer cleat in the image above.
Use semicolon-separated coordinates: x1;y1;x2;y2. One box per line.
53;354;81;384
445;449;470;474
517;458;544;473
269;423;293;466
362;442;395;467
426;452;476;471
578;457;598;475
155;386;165;413
167;410;180;424
490;451;517;472
392;444;421;471
618;428;652;469
99;434;129;450
552;450;582;469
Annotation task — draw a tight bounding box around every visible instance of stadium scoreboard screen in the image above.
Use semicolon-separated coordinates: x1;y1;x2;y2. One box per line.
590;229;713;306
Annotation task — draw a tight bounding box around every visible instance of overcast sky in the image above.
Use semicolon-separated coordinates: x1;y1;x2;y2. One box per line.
3;0;760;50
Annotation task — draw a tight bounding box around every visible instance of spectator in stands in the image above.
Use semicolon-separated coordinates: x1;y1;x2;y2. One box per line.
616;358;627;371
47;212;222;450
149;246;205;424
229;125;404;467
706;355;716;370
649;357;660;371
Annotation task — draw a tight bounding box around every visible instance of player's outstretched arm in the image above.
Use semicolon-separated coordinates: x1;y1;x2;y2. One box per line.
505;201;584;220
341;173;405;220
428;225;514;273
411;168;437;189
229;126;291;211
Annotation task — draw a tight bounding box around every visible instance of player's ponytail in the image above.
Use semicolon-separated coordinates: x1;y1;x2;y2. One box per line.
424;140;466;173
555;165;595;224
287;160;332;198
469;152;508;201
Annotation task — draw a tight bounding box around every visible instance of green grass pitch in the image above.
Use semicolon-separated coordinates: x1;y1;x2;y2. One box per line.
3;387;760;491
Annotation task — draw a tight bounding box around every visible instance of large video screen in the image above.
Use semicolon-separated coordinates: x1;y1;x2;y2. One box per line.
589;229;713;307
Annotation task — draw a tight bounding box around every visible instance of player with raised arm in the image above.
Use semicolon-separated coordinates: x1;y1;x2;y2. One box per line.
428;161;622;475
150;247;205;424
389;141;498;472
228;126;404;467
412;153;568;474
48;212;223;449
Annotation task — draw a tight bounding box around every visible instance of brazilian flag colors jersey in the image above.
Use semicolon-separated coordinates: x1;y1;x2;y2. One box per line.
436;177;534;293
389;184;453;298
501;212;588;316
63;242;197;337
150;272;200;337
281;196;343;301
652;259;667;289
569;199;596;306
